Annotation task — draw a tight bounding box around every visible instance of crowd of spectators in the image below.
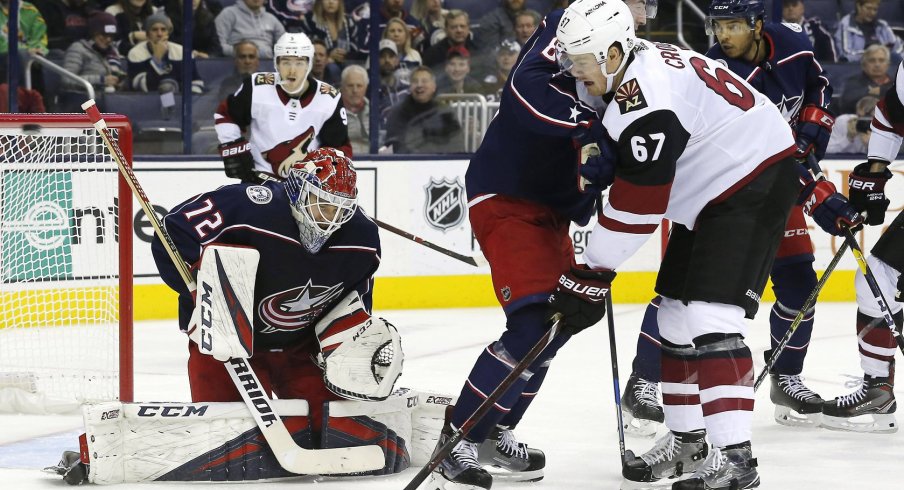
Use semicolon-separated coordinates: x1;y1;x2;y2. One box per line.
2;0;904;155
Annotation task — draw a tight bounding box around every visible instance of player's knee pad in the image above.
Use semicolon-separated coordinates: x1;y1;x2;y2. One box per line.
686;301;748;340
856;255;904;317
658;296;693;346
499;302;564;363
771;259;818;311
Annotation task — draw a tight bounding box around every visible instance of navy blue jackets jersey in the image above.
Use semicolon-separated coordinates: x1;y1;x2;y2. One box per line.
466;9;601;226
152;181;381;351
706;22;832;124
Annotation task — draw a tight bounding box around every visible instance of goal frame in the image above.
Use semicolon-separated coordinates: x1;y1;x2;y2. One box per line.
0;113;134;403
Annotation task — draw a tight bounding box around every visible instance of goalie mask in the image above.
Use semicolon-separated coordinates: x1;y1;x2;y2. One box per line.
285;148;358;254
274;32;315;95
557;0;636;93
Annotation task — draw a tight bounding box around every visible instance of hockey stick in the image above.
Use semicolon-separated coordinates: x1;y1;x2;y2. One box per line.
82;100;385;475
403;315;563;490
841;226;904;355
606;293;628;464
753;240;849;391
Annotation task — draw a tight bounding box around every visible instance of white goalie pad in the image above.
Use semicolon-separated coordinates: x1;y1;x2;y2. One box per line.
314;291;403;401
189;245;259;361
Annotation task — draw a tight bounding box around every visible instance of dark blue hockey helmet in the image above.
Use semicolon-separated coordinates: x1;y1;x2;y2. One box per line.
705;0;766;35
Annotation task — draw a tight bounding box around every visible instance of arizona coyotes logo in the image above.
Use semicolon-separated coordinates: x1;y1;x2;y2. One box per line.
264;127;316;177
319;82;339;98
254;73;276;85
615;78;648;114
258;280;344;333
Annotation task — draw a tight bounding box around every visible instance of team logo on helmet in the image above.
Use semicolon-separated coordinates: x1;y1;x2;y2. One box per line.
424;178;465;231
258;280;344;333
615;78;648;114
246;185;272;204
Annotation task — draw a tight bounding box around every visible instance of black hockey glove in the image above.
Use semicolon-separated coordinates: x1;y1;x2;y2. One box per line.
219;138;257;182
793;105;835;162
578;136;618;192
547;265;616;334
848;161;892;225
799;180;863;236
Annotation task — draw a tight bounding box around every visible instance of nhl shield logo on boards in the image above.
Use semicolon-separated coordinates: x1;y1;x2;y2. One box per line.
424;178;465;231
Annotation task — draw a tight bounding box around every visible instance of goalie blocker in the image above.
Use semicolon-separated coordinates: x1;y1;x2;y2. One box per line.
48;389;455;484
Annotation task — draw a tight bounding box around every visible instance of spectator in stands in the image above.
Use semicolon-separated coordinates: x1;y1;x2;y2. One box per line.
828;94;877;153
374;0;424;49
0;82;45;112
62;12;125;98
834;0;902;62
376;38;409;117
340;64;369;155
479;38;519;100
839;43;893;113
0;0;49;57
128;12;204;93
310;37;340;85
513;9;539;47
105;0;155;55
781;0;835;62
164;0;221;58
265;0;313;32
476;0;524;50
385;66;463;154
423;9;477;69
436;47;481;95
215;0;285;59
301;0;358;65
32;0;97;55
216;39;259;101
412;0;448;48
383;17;422;84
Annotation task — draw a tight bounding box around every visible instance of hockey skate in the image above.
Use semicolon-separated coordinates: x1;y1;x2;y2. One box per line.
477;425;545;482
426;436;493;490
770;374;823;427
821;374;898;433
672;443;759;490
621;430;708;489
622;373;665;437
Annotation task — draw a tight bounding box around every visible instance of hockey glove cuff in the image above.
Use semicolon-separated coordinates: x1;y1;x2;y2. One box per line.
793;105;835;162
799;180;863;236
578;136;618;192
848;162;892;225
219;138;256;182
548;265;616;334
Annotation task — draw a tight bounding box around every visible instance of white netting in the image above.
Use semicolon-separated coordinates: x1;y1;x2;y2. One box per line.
0;126;123;412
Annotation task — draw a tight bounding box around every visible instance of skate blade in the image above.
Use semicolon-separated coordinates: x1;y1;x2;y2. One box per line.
484;466;543;482
620;476;683;489
821;413;898;434
424;472;488;490
773;405;822;428
622;410;661;438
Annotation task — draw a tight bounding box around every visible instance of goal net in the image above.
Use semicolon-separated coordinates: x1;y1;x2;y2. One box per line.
0;114;133;413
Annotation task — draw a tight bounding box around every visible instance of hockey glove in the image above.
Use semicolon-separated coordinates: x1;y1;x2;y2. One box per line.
848;161;893;225
793;105;835;162
572;118;606;147
547;265;616;334
799;180;863;236
219;138;257;182
578;136;618;192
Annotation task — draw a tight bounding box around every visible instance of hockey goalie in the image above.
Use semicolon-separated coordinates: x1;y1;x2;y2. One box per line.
48;148;450;484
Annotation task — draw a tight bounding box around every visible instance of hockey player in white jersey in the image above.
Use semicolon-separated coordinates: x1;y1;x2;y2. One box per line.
215;32;352;183
550;1;862;488
821;61;904;433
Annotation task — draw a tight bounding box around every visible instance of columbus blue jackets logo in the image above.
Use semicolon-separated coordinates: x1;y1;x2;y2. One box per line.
615;79;648;114
245;186;272;204
258;280;344;333
424;178;465;231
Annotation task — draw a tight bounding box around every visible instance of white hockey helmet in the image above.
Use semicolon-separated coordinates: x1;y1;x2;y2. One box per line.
274;32;315;92
557;0;636;92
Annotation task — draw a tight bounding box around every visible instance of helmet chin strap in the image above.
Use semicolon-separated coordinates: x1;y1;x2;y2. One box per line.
280;79;307;95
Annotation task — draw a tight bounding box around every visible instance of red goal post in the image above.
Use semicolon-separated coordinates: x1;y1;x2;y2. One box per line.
0;113;133;412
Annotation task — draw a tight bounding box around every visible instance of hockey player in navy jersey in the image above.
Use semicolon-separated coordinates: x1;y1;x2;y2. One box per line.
821;61;904;433
150;148;406;477
215;33;351;183
552;0;861;488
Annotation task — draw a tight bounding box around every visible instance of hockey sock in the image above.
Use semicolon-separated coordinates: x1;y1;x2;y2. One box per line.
498;359;550;429
768;260;817;375
695;333;754;448
857;309;903;378
631;296;663;382
661;338;704;434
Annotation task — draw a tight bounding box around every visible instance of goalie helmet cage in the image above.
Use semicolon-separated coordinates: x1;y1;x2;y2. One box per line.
0;113;133;412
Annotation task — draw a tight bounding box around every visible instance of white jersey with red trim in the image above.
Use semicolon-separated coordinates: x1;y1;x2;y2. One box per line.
215;73;351;176
584;41;795;271
868;61;904;163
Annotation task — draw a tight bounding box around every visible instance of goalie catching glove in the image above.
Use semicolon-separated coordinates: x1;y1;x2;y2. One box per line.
186;245;258;362
314;290;403;401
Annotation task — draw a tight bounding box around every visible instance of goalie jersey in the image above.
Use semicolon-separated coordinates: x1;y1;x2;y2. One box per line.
214;74;352;176
152;180;380;350
585;41;795;270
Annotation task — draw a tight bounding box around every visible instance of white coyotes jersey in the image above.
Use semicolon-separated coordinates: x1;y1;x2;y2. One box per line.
868;61;904;163
585;41;795;271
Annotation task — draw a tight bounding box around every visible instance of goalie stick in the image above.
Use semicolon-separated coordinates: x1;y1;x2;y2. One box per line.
81;100;385;475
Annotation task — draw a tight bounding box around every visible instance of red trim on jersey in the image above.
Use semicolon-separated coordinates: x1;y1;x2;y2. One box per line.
609;178;672;216
876;100;904;136
215;99;234;125
663;393;702;406
597;213;660;234
702;397;754;416
704;145;795;215
697;357;754;390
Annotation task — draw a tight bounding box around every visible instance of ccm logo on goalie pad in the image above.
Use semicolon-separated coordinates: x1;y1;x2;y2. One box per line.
136;405;209;417
557;276;608;302
199;282;215;353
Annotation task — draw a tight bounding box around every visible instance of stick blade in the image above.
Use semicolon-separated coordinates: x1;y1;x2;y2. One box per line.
277;444;386;474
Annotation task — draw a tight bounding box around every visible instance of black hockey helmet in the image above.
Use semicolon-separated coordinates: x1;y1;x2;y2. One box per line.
706;0;766;34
